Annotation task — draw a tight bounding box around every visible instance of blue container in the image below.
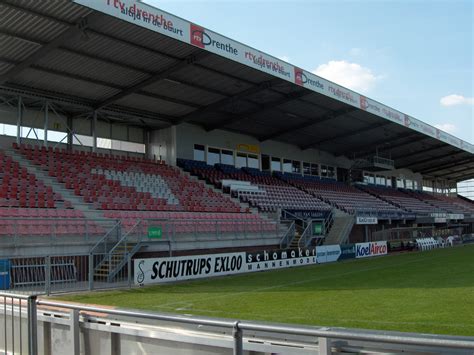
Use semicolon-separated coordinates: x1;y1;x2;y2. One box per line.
0;259;11;290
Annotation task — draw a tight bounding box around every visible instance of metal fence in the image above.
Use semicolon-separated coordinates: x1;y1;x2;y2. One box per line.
0;293;37;355
1;291;473;355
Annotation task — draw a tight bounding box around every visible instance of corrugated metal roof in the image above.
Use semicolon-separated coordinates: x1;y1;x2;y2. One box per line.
115;93;194;117
143;80;224;106
14;68;120;101
35;49;150;88
0;34;40;62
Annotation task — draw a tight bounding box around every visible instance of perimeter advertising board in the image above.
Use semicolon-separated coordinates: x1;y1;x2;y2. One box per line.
135;247;317;285
355;241;388;259
73;0;474;154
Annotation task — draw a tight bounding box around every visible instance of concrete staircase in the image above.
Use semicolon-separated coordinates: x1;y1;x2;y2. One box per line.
324;210;355;245
4;148;106;221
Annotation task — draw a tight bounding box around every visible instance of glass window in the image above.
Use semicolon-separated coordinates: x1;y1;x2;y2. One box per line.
413;181;418;190
221;149;234;165
271;157;281;171
327;166;335;178
303;162;311;175
194;144;205;161
311;164;319;176
292;161;301;174
248;154;259;169
283;159;292;173
261;155;270;171
406;179;413;189
207;147;220;165
320;165;328;177
236;152;247;168
396;178;404;188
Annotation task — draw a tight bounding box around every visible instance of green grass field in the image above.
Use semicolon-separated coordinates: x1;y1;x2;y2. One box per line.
58;245;474;336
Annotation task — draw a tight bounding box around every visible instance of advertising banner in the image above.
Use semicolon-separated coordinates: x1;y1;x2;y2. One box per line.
73;0;474;154
355;241;388;259
315;245;341;264
136;247;317;285
339;244;356;260
356;216;378;225
245;247;317;272
283;210;330;220
135;252;246;285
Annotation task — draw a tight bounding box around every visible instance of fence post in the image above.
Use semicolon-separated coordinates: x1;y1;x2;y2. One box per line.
319;337;332;355
70;309;80;355
232;321;243;355
127;253;132;288
45;256;51;296
27;295;38;355
88;254;93;291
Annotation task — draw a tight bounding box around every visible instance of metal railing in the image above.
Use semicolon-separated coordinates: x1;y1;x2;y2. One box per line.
1;292;473;355
279;220;295;249
0;217;120;249
0;293;37;355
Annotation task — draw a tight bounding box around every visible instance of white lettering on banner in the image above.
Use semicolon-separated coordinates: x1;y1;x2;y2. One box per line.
134;252;245;285
72;0;474;154
316;245;341;264
355;241;387;258
356;217;378;225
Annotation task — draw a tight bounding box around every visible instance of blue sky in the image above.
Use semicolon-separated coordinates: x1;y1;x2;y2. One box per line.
146;0;474;143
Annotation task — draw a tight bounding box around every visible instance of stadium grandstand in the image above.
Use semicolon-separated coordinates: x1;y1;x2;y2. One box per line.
0;0;473;353
0;0;472;265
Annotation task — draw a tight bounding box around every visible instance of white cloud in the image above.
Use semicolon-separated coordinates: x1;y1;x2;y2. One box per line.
440;94;474;107
434;123;457;134
313;60;380;93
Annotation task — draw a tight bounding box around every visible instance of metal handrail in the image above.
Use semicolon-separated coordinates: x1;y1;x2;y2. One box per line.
26;297;474;351
298;219;314;248
89;220;122;254
279;220;295;249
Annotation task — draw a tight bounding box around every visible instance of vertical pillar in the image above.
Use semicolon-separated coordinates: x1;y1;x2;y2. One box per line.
92;111;97;152
70;310;80;355
27;295;38;355
67;115;73;151
44;100;49;147
16;96;22;145
232;321;242;355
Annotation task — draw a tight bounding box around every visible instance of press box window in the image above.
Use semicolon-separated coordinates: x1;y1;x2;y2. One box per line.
221;150;234;165
193;144;205;161
271;157;281;172
283;159;292;173
236;152;247;168
292;161;301;174
303;162;311;175
207;147;220;165
248;154;259;169
311;164;319;176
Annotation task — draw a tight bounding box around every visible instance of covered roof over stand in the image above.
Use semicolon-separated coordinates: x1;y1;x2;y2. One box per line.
0;0;472;181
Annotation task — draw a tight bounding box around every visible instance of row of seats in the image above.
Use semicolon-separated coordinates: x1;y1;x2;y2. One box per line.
276;173;404;215
16;144;243;213
0;151;60;208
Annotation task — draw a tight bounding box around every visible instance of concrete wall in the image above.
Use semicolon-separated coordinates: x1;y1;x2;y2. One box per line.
175;123;352;168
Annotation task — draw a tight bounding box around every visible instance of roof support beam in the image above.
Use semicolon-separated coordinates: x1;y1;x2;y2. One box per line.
391;143;450;161
203;90;311;132
398;150;467;169
258;107;357;143
0;13;98;85
421;157;474;174
301;121;390;150
173;79;280;125
434;166;474;178
94;51;210;110
450;171;474;182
